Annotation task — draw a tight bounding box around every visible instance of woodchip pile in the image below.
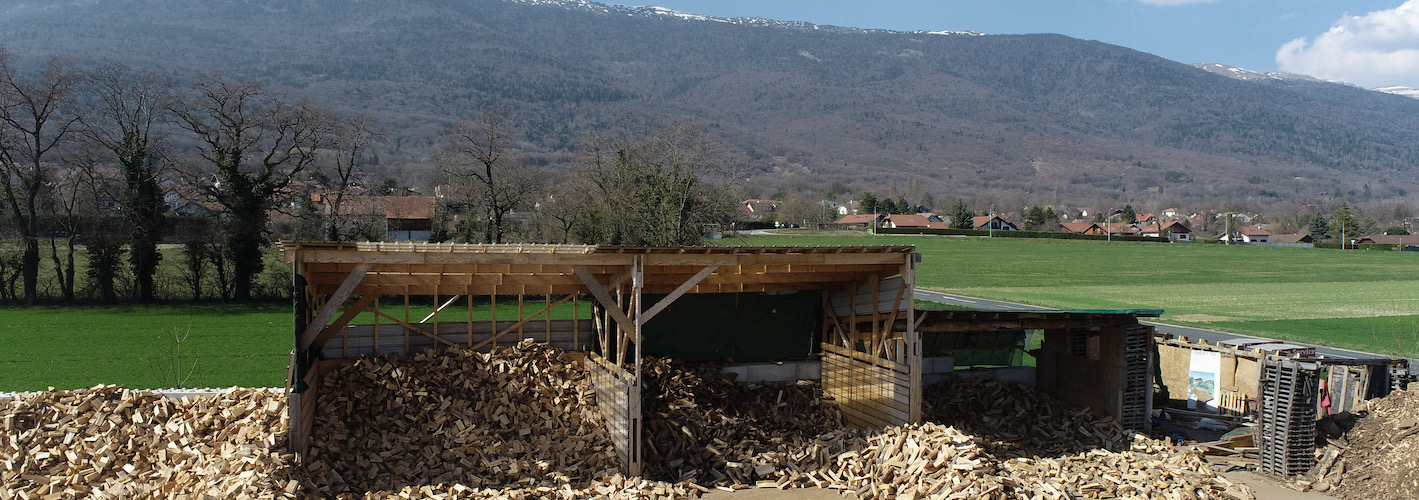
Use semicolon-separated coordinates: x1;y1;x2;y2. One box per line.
1294;388;1419;499
3;343;1263;499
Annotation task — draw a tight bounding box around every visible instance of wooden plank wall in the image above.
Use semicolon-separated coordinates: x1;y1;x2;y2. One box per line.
322;319;593;359
820;343;912;429
1038;328;1127;422
586;352;641;476
827;277;905;318
288;362;321;461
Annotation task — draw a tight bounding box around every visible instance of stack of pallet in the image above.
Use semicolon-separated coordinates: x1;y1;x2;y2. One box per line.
0;386;297;499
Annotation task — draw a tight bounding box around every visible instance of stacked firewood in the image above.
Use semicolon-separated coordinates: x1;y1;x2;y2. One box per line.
1;345;1261;499
305;340;659;497
923;376;1131;457
639;357;852;486
0;386;297;499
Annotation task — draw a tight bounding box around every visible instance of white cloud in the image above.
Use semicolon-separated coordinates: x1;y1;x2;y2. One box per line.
1277;1;1419;88
1136;0;1220;5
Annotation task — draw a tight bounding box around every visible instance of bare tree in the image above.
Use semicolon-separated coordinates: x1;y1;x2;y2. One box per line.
84;62;170;302
0;47;83;305
172;75;332;301
572;123;739;246
439;108;539;243
322;111;380;241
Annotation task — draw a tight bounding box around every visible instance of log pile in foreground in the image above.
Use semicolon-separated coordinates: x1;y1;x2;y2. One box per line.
0;386;296;499
303;340;698;499
2;343;1264;499
1293;388;1418;499
640;356;850;485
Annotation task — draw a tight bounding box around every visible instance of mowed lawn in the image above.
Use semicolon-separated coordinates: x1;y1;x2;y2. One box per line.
726;231;1419;357
0;298;591;392
0;304;292;392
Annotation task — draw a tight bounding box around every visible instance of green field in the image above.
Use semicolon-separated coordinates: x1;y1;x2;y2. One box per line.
1;232;1413;391
727;230;1419;358
0;304;292;391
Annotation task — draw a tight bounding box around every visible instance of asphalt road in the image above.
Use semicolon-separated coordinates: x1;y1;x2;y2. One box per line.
914;289;1416;370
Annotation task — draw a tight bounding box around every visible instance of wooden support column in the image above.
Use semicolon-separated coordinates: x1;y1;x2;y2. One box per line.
904;253;921;423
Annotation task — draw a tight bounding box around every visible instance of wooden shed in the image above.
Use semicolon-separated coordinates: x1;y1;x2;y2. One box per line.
282;242;922;476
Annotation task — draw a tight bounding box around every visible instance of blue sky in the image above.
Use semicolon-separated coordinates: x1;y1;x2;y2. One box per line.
627;0;1419;88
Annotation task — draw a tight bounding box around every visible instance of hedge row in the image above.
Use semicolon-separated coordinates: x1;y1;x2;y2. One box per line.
874;227;1168;243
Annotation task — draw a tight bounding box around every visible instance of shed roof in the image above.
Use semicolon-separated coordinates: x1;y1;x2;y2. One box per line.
283;242;917;296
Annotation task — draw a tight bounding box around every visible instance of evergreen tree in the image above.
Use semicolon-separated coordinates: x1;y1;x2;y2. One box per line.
881;198;897;215
897;196;909;214
1334;202;1357;242
1121;204;1137;224
1024;206;1051;231
858;192;878;214
949;198;973;229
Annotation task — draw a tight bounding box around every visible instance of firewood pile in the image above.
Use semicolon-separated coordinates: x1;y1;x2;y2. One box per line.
923;376;1131;457
1;343;1263;499
640;357;851;485
1293;388;1419;499
304;340;698;498
0;386;297;499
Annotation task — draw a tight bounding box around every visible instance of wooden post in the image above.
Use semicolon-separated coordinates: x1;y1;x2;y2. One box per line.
904;253;921;423
467;294;473;347
491;294;498;348
404;287;411;354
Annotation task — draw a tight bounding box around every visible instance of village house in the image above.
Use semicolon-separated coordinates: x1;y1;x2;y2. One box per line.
880;214;948;229
1060;222;1104;235
971;215;1018;231
739;199;780;221
334;196;438;241
836;213;882;229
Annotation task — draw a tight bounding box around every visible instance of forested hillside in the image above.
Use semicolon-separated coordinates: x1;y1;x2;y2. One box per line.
2;0;1418;208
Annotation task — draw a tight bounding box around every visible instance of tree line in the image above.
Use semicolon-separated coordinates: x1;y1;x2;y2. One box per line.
0;49;740;305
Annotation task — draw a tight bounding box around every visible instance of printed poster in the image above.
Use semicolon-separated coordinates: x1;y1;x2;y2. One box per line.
1187;350;1221;412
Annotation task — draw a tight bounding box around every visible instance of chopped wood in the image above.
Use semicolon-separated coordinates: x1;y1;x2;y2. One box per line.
2;342;1274;499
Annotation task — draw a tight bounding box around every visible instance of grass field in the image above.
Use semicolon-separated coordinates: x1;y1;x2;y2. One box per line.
0;304;292;392
0;298;592;392
726;230;1419;358
2;232;1413;391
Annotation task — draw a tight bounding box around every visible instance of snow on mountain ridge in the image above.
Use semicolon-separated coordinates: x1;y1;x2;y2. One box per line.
510;0;982;35
1194;62;1419;100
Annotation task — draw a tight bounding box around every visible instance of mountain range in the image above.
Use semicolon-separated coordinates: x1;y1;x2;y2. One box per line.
2;0;1418;213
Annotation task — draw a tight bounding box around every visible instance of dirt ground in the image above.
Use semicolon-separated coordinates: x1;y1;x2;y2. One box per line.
700;471;1336;500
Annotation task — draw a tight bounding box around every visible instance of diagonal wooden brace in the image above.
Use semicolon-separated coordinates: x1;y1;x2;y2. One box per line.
298;263;371;351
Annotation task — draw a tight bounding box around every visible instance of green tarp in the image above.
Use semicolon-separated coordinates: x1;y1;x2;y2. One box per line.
639;291;821;363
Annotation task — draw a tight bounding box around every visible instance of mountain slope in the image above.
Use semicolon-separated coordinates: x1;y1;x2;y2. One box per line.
2;0;1417;207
